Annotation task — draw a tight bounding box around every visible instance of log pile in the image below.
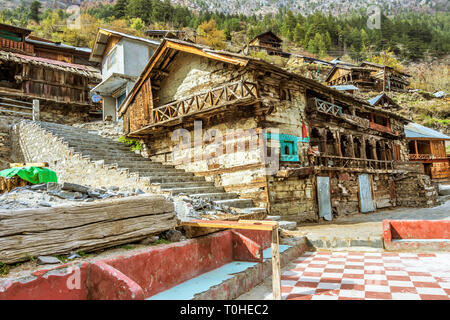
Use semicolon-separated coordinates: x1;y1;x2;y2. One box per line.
0;176;29;194
0;195;177;264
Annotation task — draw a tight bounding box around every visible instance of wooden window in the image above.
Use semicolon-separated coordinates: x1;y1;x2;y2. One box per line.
107;47;117;70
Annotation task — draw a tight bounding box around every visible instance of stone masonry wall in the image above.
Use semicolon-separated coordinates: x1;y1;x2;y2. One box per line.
395;172;439;207
11;121;152;191
0;116;22;170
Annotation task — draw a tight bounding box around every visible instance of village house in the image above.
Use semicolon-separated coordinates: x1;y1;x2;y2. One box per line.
244;31;291;58
405;122;450;180
326;61;411;92
117;39;437;223
89;28;160;122
145;29;197;42
0;23;102;124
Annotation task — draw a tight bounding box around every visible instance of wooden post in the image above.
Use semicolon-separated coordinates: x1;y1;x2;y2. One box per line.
32;99;40;121
272;228;281;300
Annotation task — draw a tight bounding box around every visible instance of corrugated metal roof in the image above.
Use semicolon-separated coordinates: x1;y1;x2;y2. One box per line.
368;94;384;106
405;122;450;140
26;38;91;53
330;84;359;91
100;28;161;46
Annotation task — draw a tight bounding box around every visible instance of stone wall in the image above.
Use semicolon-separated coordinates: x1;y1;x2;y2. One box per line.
0;116;21;170
11;121;152;191
395;172;439;207
267;175;317;222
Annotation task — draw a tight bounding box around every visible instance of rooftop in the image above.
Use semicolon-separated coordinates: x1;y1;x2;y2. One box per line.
405;122;450;140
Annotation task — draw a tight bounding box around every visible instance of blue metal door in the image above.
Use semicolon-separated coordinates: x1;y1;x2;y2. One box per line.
358;174;375;213
317;176;332;221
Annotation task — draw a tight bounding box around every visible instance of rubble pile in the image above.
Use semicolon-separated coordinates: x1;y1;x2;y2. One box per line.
171;194;246;221
0;182;146;210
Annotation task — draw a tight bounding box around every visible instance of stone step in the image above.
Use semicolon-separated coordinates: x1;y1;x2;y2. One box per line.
69;144;132;152
278;221;297;231
155;181;215;189
265;216;281;221
143;175;206;183
162;186;225;196
104;161;172;169
137;171;194;177
189;192;240;201
213;198;254;208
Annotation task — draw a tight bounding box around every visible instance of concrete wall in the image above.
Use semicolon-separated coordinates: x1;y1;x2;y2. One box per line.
101;41;124;80
123;39;153;77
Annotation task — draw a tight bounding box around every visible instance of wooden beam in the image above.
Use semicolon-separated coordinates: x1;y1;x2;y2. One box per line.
10;162;49;168
181;219;277;231
272;229;281;300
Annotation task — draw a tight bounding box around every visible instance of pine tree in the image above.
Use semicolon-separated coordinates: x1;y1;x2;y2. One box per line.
29;1;42;22
114;0;129;19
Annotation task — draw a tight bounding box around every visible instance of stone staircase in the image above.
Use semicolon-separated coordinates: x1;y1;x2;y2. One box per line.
35;121;263;214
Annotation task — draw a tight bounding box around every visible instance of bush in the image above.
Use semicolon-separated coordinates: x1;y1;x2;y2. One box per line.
118;136;143;152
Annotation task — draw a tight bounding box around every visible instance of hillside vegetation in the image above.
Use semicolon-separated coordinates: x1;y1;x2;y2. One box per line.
0;0;448;132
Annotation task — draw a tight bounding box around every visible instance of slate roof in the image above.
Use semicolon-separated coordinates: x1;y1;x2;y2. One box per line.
405;122;450;140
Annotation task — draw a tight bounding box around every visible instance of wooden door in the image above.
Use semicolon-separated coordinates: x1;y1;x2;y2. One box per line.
358;174;375;213
317;176;332;221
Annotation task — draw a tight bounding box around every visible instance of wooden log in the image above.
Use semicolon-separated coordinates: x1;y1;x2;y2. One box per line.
271;229;281;300
0;195;176;264
10;162;49;168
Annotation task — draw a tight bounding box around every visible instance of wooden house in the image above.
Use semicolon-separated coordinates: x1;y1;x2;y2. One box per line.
0;23;101;124
117;39;437;223
405;122;450;180
326;61;411;92
245;31;290;58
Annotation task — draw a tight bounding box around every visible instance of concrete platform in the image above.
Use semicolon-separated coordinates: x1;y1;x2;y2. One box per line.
289;200;450;251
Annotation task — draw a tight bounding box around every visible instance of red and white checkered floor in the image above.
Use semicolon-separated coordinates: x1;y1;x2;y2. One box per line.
280;251;450;300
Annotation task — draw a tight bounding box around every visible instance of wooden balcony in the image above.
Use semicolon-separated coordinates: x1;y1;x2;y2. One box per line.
409;154;449;161
314;97;343;117
314;155;394;172
150;80;259;127
370;121;392;134
0;38;34;54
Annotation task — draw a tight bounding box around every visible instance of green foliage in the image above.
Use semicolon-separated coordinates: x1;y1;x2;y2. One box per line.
118;136;143;152
29;0;41;23
152;239;171;245
0;262;9;276
0;0;448;62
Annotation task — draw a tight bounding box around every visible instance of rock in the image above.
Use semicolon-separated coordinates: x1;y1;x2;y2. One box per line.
61;182;89;194
67;252;81;260
136;189;145;195
36;256;61;265
265;215;281;221
165;229;183;242
39;201;52;207
110;186;120;191
140;236;160;245
87;190;102;198
439;185;450;196
30;183;46;191
46;182;61;193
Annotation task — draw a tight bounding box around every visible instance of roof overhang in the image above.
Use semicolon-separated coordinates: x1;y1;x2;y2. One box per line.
118;39;249;117
91;73;136;95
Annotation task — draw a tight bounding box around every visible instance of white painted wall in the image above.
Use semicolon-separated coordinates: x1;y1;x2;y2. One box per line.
101;41;125;80
123;39;155;77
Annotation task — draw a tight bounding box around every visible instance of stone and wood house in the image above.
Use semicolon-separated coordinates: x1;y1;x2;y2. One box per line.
0;23;102;124
244;31;291;58
117;39;437;223
326;61;411;92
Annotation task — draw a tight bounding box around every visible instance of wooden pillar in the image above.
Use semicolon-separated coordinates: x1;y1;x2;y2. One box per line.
414;140;418;155
361;138;367;160
371;140;378;161
322;129;328;156
335;131;343;157
272;228;281;300
349;134;356;158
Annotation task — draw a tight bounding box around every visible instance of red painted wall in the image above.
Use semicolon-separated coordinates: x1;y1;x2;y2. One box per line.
102;231;234;298
383;220;450;242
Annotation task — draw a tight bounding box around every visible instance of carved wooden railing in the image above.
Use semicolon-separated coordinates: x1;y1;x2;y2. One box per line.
314;97;343;117
151;80;258;125
314;155;394;171
409;154;449;160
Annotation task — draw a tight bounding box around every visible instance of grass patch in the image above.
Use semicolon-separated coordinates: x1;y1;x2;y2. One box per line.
0;262;9;276
118;136;143;152
152;239;171;246
117;244;136;250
